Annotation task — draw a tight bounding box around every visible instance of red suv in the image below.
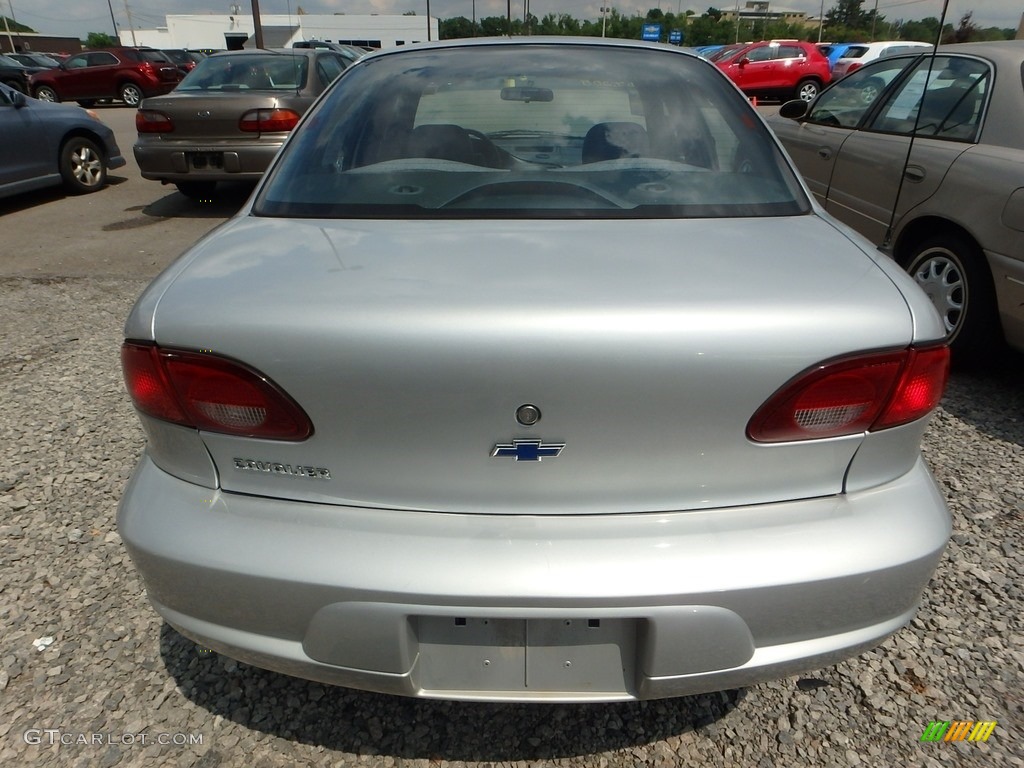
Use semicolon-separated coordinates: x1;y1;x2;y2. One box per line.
714;40;831;102
29;48;182;107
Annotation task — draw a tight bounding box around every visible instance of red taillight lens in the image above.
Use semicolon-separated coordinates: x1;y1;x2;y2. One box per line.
238;108;301;133
874;346;949;429
121;342;312;440
748;345;949;442
136;110;174;133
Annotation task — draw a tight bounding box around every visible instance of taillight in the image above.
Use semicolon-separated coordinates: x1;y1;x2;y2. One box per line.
239;108;301;133
747;345;949;442
847;62;863;74
136;110;174;133
121;342;313;440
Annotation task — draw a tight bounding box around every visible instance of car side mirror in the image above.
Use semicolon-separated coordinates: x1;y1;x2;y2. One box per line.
11;89;26;108
738;57;750;67
778;99;809;120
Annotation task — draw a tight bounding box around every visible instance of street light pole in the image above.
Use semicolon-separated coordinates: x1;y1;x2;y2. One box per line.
106;0;118;39
601;6;608;37
251;0;264;49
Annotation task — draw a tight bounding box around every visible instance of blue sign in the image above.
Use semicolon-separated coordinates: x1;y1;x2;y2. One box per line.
641;24;662;42
669;29;683;44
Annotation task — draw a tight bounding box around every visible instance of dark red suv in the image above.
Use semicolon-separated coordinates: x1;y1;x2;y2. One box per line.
714;40;831;102
29;48;182;107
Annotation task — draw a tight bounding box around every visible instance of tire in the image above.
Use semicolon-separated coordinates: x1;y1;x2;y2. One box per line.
34;85;59;102
119;82;143;107
59;137;107;194
902;233;1000;366
77;99;97;108
2;78;26;94
175;181;218;201
795;79;820;102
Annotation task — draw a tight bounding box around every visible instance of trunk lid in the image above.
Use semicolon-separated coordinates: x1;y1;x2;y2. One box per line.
137;215;916;514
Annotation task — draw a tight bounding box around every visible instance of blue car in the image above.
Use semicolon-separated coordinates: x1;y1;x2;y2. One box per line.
0;81;125;200
816;42;854;71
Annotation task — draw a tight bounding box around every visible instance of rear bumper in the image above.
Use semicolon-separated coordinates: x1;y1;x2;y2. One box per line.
134;140;283;183
118;454;950;701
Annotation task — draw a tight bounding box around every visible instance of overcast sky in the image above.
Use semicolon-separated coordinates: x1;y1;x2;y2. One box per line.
9;0;1023;41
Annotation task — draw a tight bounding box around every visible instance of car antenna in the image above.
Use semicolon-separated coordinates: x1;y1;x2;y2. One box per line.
882;0;951;250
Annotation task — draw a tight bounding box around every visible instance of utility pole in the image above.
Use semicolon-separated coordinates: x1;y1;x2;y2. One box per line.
4;0;16;52
252;0;264;49
122;0;137;45
426;0;431;40
601;5;609;37
3;12;13;54
106;0;119;39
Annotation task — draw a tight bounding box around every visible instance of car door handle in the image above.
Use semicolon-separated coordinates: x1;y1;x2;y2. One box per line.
904;165;926;183
817;147;832;160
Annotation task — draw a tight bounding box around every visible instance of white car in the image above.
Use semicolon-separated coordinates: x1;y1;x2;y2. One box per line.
832;41;932;79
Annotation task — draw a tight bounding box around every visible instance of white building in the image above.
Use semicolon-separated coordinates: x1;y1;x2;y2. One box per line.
118;14;438;51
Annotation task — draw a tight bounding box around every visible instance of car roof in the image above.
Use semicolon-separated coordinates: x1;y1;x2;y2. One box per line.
938;39;1024;64
205;48;319;58
363;35;700;57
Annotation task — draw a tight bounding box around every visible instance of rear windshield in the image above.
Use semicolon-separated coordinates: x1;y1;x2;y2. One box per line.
177;54;309;91
255;44;809;220
843;46;869;59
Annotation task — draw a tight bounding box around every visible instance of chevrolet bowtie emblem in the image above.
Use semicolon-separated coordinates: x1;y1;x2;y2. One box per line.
491;439;565;462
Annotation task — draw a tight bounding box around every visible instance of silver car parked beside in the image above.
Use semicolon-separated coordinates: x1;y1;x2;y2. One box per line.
119;38;951;702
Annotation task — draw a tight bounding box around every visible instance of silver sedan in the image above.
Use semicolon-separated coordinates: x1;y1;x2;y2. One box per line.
769;41;1024;366
119;38;951;702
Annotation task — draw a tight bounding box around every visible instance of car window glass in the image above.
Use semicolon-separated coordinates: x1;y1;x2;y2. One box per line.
806;57;911;128
255;46;810;220
64;54;89;69
843;46;868;59
868;55;989;140
777;46;805;60
178;54;309;91
745;46;774;62
88;52;119;67
0;87;12;106
317;55;345;87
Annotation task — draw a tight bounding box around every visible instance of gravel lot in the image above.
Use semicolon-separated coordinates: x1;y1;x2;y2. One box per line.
0;107;1022;768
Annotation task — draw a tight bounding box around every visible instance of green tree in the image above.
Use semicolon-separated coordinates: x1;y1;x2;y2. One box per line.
85;32;118;48
825;0;870;28
439;16;475;39
946;11;979;43
898;16;941;43
1;15;34;33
